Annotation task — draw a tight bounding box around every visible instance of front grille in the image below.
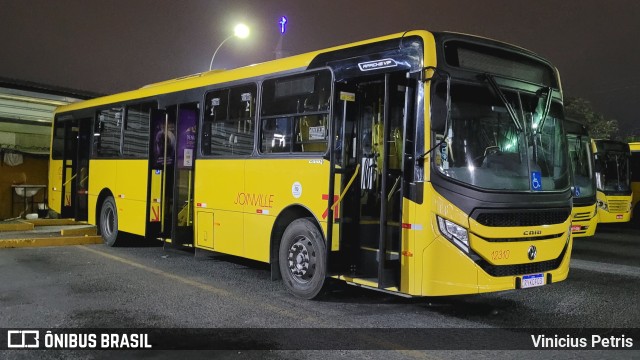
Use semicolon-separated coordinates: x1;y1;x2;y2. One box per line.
573;211;592;220
475;242;568;277
608;200;629;213
474;209;570;227
479;258;562;277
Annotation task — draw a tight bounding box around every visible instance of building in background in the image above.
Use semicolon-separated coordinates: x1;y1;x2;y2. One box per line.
0;78;98;219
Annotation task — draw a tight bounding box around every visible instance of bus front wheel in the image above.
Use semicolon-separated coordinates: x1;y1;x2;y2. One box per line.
278;218;326;299
99;196;119;247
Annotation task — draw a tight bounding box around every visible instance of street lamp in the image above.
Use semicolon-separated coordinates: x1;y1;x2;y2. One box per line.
209;23;250;71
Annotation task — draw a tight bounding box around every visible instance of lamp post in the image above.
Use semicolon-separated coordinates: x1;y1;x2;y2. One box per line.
209;23;250;71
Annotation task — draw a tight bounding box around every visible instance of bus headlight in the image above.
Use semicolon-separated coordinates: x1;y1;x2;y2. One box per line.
437;216;469;253
597;200;608;211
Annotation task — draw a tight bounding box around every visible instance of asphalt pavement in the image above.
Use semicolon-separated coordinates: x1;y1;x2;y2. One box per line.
0;223;638;359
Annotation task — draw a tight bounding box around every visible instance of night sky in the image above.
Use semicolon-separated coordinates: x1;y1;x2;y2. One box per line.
1;0;639;135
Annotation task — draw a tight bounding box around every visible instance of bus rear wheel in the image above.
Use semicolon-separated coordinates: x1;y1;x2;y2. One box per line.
279;218;326;299
99;196;119;247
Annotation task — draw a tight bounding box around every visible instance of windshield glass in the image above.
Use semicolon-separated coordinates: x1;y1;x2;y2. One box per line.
566;133;595;198
594;151;630;192
434;83;570;192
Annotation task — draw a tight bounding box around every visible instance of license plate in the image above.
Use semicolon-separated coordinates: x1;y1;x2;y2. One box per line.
522;273;545;288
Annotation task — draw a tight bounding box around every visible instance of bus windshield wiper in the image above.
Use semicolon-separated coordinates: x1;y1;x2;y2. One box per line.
483;74;523;132
534;86;553;134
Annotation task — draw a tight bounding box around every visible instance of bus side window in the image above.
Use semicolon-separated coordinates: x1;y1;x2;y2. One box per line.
260;70;331;155
296;114;328;152
94;107;123;158
261;117;291;153
228;85;256;155
123;102;154;158
202;84;256;156
203;89;229;156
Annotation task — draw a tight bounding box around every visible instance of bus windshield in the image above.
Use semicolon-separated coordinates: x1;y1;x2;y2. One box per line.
595;150;630;192
567;133;595;198
435;83;570;192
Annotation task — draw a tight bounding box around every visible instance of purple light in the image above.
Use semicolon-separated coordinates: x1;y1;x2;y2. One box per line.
279;16;287;34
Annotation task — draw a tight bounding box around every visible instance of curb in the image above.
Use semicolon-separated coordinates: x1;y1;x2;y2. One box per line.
0;219;88;232
0;236;104;249
0;222;34;231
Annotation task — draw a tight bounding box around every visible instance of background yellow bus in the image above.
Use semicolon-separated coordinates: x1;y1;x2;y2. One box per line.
49;30;573;299
592;140;632;223
565;119;597;236
630;142;640;227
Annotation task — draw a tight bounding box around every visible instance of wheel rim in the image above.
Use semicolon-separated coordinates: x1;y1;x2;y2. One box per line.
287;235;317;284
102;204;115;238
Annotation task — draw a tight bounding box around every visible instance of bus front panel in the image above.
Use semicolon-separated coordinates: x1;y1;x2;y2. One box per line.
570;204;598;237
418;184;571;296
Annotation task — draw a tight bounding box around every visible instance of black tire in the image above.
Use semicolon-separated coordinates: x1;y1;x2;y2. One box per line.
99;196;119;247
279;218;326;299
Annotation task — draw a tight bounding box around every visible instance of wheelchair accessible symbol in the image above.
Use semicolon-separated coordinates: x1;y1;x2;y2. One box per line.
531;171;542;191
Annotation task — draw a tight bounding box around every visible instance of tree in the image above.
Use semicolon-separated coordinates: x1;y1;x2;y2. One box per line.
564;97;619;139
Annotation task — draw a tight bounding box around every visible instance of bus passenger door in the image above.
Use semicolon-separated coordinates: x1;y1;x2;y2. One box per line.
147;109;167;240
60;118;91;221
171;103;198;247
334;71;411;289
74;119;91;221
151;103;198;248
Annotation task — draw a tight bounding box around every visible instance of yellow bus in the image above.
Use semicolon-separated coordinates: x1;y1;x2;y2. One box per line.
49;30;573;299
630;142;640;226
592;140;632;223
565;119;597;236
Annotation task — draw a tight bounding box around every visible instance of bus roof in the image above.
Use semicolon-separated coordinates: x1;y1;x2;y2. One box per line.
54;30;435;115
54;29;556;116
